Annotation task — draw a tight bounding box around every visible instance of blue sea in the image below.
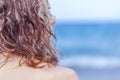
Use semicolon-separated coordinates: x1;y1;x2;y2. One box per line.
54;21;120;80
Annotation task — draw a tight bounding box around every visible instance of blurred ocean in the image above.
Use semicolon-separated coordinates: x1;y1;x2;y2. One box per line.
54;21;120;80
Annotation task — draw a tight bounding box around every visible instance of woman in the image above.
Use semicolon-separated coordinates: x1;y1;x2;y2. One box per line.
0;0;79;80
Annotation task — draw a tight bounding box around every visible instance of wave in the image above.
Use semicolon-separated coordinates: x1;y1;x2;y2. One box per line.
59;56;120;69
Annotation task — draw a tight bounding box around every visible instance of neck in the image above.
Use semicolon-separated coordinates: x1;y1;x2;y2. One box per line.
0;54;54;70
0;55;23;69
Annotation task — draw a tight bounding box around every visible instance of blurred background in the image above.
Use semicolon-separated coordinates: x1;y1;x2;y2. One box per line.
49;0;120;80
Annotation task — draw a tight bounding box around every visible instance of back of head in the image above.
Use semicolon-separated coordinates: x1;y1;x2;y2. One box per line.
0;0;58;68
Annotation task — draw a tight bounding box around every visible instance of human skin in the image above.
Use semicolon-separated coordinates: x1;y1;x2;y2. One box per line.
0;57;79;80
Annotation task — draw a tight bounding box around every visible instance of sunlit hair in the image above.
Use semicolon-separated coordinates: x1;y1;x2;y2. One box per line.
0;0;58;68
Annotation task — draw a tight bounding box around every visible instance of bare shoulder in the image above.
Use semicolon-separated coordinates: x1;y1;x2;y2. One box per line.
54;66;79;80
34;66;79;80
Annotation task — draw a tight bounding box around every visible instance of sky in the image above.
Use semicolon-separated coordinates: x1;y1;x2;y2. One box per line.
49;0;120;21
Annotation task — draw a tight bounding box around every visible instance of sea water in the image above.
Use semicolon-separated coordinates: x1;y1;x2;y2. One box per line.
54;21;120;80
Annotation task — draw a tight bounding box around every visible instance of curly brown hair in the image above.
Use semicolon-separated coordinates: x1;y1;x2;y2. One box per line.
0;0;58;68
